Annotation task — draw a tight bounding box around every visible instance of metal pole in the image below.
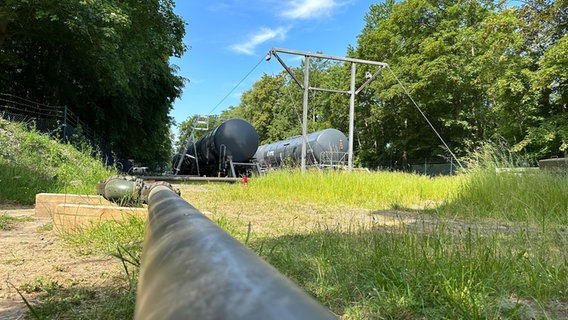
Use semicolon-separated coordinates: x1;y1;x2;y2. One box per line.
136;186;337;320
63;105;67;141
271;48;388;68
301;56;310;173
348;62;356;170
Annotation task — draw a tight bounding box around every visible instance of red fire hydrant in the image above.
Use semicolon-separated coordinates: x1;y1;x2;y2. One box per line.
241;176;248;187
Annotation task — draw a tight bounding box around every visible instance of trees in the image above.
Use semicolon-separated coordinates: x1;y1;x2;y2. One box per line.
348;0;568;166
170;0;568;168
0;0;186;166
509;0;568;158
214;0;568;168
352;0;503;167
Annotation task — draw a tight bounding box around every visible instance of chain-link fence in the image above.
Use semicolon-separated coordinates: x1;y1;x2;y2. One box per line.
409;158;459;176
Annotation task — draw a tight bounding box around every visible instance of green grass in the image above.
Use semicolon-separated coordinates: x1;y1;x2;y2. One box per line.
250;220;567;319
437;168;568;225
0;117;115;204
21;168;568;319
61;215;146;256
0;117;133;319
182;169;568;319
18;275;135;319
0;213;32;230
22;216;146;319
218;169;461;210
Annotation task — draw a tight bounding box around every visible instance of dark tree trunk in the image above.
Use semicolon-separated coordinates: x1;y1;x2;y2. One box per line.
0;16;7;47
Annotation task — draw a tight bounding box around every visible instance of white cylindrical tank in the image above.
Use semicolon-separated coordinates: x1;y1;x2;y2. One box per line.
254;128;348;167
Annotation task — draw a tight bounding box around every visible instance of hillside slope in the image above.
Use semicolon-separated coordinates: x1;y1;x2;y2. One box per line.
0;117;115;204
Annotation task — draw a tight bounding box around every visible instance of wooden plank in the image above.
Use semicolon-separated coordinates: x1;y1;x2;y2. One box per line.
143;176;241;183
53;204;147;232
35;193;116;217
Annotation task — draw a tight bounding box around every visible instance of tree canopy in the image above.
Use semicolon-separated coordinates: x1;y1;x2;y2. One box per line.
0;0;186;166
218;0;568;168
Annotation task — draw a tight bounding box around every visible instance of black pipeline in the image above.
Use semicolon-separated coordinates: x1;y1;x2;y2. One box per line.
135;186;337;320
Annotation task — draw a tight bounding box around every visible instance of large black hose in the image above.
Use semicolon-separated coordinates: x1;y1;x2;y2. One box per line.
135;186;337;320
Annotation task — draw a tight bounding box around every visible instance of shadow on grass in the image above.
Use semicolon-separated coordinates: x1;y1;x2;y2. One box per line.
247;214;568;319
21;283;135;320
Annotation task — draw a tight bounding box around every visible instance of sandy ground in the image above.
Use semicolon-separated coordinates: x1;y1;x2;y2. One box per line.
0;205;122;319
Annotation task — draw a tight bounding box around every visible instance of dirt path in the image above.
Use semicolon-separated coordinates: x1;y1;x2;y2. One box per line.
0;205;122;319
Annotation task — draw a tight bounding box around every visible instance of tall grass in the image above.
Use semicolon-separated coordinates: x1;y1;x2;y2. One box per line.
210;169;461;210
196;164;568;228
62;216;146;256
436;143;568;225
437;169;568;224
252;220;567;319
0;117;115;204
184;161;568;318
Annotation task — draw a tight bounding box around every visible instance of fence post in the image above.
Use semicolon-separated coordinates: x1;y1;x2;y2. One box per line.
136;186;337;320
63;105;68;141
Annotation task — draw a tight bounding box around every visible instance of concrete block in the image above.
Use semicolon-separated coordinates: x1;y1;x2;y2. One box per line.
539;158;568;170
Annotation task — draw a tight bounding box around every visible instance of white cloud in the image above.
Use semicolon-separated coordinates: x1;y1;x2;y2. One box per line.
230;27;288;55
281;0;342;19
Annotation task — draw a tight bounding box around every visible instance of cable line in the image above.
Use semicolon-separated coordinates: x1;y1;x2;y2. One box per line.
206;55;266;115
386;65;464;170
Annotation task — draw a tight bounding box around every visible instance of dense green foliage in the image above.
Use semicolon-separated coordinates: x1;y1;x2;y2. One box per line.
0;0;186;165
219;0;568;168
0;117;115;204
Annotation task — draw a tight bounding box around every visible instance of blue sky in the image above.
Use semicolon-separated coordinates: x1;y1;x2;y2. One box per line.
170;0;377;127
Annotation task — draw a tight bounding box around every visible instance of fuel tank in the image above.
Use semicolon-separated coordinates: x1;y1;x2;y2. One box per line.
254;128;348;167
173;118;259;175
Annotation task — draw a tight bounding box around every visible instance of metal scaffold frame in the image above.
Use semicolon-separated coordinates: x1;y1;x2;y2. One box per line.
266;47;388;172
174;115;209;176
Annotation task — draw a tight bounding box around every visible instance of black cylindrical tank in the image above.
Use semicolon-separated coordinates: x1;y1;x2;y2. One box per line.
254;128;348;167
174;118;259;175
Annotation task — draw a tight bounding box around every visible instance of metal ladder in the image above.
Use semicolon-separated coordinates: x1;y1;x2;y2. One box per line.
174;115;210;175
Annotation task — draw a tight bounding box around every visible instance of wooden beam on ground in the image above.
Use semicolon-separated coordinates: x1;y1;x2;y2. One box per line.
37;192;213;232
53;204;147;232
143;176;241;183
35;193;116;218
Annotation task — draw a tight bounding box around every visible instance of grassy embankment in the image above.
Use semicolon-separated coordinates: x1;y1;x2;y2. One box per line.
0;117;129;318
2;117;566;319
0;117;114;203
